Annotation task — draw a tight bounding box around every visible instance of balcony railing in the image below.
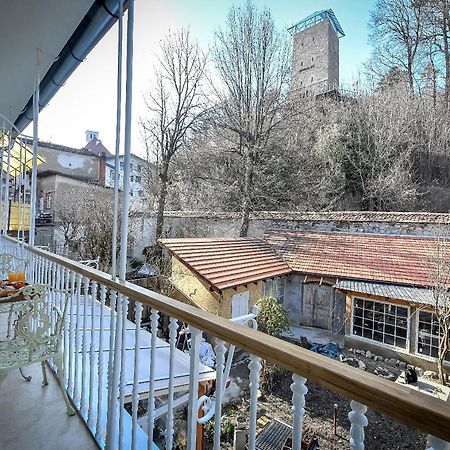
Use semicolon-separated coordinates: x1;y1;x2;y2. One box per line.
1;235;450;450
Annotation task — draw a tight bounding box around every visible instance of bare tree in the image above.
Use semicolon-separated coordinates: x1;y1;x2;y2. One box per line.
419;0;450;107
212;1;290;236
141;28;208;257
53;187;122;272
368;0;426;90
429;232;450;384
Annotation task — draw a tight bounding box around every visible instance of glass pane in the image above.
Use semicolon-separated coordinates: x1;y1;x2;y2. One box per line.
354;298;364;309
397;327;407;338
384;334;395;346
373;331;383;343
395;337;407;349
363;328;372;339
353;326;362;336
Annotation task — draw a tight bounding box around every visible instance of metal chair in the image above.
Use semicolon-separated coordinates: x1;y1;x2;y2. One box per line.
0;284;75;415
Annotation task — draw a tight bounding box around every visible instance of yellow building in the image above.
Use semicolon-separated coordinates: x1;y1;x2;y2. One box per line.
159;238;291;319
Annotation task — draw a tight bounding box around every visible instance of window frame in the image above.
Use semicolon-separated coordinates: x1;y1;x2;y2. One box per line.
350;296;410;352
415;309;450;363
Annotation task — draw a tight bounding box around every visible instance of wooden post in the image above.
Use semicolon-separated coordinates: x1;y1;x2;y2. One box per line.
197;383;206;450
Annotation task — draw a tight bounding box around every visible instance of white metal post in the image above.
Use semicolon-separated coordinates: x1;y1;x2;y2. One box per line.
0;122;5;232
111;0;123;279
118;0;134;282
29;49;40;246
3;128;12;235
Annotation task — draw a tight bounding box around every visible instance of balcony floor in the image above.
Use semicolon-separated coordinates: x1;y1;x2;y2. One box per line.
0;363;98;450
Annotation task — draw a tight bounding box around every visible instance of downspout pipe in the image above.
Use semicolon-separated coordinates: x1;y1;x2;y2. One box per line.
14;0;129;133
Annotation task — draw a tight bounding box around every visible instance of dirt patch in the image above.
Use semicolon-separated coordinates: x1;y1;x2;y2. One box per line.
220;349;428;450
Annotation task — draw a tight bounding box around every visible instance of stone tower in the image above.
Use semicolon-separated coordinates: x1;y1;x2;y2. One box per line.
289;9;344;96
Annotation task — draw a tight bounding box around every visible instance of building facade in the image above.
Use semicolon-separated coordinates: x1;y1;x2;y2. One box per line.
104;154;147;203
289;9;344;96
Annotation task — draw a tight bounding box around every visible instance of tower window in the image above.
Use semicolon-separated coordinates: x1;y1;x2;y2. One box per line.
301;61;303;66
311;77;314;82
311;56;314;62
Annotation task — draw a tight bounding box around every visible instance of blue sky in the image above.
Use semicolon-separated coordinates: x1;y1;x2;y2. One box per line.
27;0;377;155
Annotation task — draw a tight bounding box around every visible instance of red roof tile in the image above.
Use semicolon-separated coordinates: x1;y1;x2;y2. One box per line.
158;238;291;291
83;138;112;157
264;230;445;287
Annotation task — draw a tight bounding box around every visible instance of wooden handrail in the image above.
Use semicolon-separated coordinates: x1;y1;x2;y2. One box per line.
6;237;450;441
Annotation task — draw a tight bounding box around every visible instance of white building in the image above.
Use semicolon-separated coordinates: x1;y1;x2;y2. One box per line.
104;154;147;202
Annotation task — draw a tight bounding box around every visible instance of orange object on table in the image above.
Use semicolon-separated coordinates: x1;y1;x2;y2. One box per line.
17;272;26;282
8;273;18;283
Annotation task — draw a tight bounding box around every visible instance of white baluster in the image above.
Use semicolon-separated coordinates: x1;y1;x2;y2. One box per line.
107;289;117;407
105;292;123;450
131;301;143;450
427;436;450;450
80;276;89;417
73;273;82;406
248;354;262;450
96;284;107;442
165;317;178;450
88;281;98;429
67;270;76;396
187;327;202;450
118;295;128;450
147;308;159;450
291;374;307;450
348;400;368;450
61;267;69;386
214;339;226;450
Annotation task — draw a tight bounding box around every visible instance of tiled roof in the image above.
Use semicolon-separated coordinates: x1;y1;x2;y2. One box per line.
335;280;434;306
264;230;445;287
83;138;112;157
153;210;450;224
159;238;291;291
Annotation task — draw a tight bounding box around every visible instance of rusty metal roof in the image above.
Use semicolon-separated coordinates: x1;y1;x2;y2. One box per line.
264;230;445;288
335;280;434;305
158;238;291;291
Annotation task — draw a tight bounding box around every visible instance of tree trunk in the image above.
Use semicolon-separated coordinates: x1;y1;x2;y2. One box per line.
437;324;449;385
239;147;253;237
154;162;169;261
443;8;450;109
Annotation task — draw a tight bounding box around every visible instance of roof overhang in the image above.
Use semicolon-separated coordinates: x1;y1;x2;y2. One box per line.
0;0;128;130
335;280;434;306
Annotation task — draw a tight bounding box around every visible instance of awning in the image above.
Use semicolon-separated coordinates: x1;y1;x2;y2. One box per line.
0;133;45;176
335;280;434;306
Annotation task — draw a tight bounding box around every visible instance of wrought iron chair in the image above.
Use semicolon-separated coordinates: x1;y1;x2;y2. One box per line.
0;284;75;415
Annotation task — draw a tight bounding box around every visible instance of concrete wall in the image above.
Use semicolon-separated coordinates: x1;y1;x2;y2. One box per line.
37;144;100;181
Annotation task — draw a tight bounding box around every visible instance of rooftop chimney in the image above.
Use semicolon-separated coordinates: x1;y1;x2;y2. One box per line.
85;130;99;144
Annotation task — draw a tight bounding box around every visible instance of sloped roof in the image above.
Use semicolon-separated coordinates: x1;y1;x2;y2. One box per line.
159;238;291;291
83;137;112;157
264;230;444;288
335;280;434;306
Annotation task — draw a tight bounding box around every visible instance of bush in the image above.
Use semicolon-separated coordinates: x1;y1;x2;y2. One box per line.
256;296;291;392
204;417;235;443
256;296;291;337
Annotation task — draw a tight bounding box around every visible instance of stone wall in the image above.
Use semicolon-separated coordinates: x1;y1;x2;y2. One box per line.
130;211;449;260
